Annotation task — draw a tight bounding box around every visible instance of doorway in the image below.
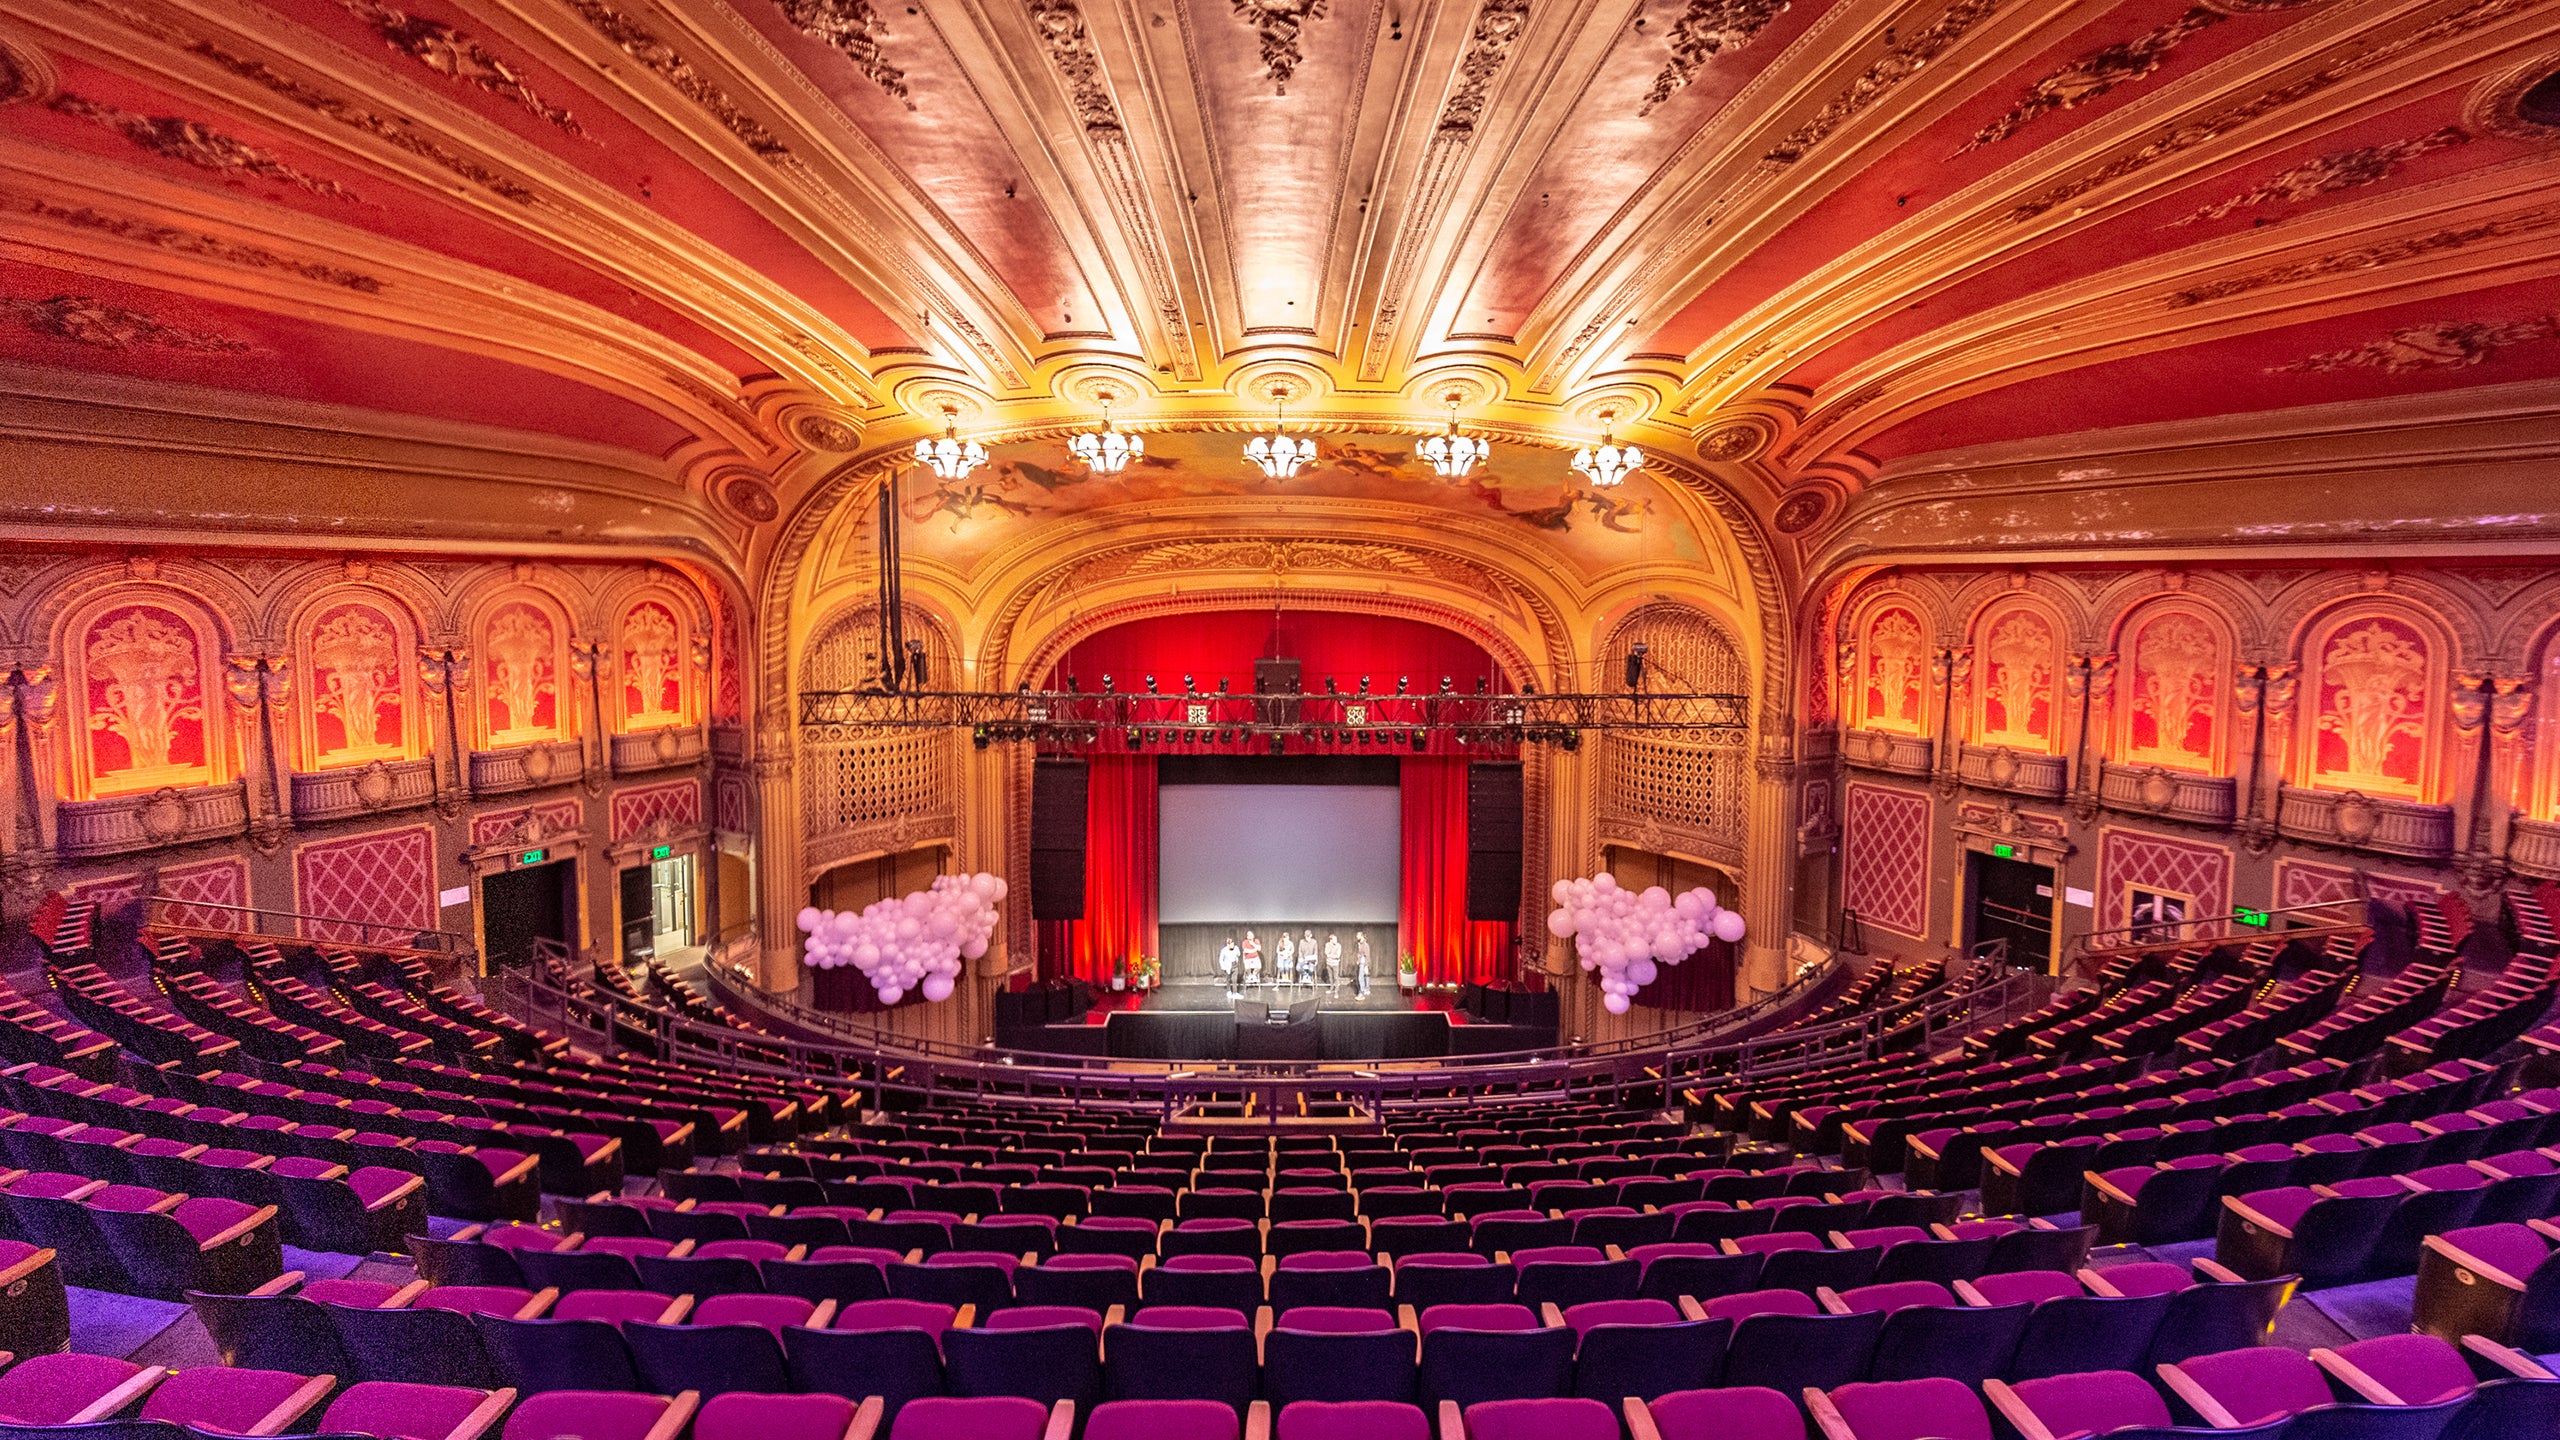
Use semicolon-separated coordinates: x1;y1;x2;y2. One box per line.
620;853;697;962
1965;851;2054;972
483;859;575;971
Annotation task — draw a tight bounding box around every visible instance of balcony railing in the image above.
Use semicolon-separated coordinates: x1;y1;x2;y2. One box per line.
289;757;438;823
1957;744;2068;799
2276;785;2454;860
612;726;706;775
2097;762;2238;827
1841;728;1933;777
469;740;584;795
57;782;247;858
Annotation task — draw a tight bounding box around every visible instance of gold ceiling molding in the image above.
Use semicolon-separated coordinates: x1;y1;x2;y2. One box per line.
2166;198;2560;307
2169;125;2474;225
0;183;385;292
562;0;788;157
2006;0;2540;222
1762;0;2004;167
332;0;589;138
2467;43;2560;138
774;0;911;106
1955;0;2327;156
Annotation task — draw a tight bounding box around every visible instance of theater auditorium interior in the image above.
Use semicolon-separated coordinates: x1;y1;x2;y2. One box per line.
3;0;2560;1436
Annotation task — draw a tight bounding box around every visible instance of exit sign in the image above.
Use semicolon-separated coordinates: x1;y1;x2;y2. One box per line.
2235;907;2270;928
1991;843;2015;859
518;849;546;866
650;844;672;861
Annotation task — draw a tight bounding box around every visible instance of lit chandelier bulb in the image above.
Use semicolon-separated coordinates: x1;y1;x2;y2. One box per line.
1243;387;1318;479
1572;414;1643;487
913;409;985;480
1417;395;1487;479
1070;393;1143;474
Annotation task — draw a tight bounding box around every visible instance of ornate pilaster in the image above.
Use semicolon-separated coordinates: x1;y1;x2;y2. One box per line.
2230;663;2272;853
1931;647;1964;797
225;653;292;852
2448;672;2493;864
569;638;608;794
418;646;471;815
2486;675;2535;862
2251;662;2300;853
14;666;60;855
752;716;804;995
1743;733;1799;998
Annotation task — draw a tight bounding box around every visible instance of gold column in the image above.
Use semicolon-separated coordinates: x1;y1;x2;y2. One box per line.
1743;732;1799;998
753;714;804;994
2487;676;2535;861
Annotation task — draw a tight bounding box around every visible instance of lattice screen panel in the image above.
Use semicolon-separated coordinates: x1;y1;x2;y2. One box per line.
803;731;953;834
1601;605;1748;846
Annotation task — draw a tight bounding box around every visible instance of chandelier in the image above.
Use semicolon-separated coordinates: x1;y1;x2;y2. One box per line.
1069;391;1143;474
1416;392;1488;479
912;408;985;480
1571;415;1644;487
1242;384;1318;479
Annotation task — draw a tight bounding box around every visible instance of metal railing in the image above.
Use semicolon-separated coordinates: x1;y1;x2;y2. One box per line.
142;895;471;957
2060;897;2367;983
490;948;2032;1121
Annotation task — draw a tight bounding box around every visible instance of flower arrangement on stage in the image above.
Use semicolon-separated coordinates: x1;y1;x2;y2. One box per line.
1397;951;1418;989
1547;873;1746;1015
796;872;1006;1006
1130;955;1161;990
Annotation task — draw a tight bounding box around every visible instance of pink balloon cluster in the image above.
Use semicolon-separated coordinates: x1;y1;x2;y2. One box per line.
1546;873;1747;1014
797;872;1008;1006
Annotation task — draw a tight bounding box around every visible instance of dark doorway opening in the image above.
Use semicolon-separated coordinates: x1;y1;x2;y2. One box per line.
1965;851;2054;972
484;859;576;971
619;864;653;962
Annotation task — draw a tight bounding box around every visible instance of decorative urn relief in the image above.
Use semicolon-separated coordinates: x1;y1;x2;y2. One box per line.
2138;766;2178;812
138;787;188;844
1986;748;2018;788
291;758;436;822
2334;791;2381;843
522;743;555;785
654;727;681;763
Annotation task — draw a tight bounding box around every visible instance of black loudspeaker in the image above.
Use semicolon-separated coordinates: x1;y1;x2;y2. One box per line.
1030;757;1089;920
1254;657;1303;693
1235;999;1269;1025
1466;761;1524;922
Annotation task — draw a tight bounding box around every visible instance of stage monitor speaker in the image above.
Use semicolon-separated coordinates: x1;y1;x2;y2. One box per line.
1467;761;1525;921
1285;998;1321;1026
1235;999;1269;1025
1030;757;1089;919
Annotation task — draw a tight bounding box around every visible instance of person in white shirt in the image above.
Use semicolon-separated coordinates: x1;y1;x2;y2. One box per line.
1323;933;1343;990
1242;930;1261;987
1218;934;1240;993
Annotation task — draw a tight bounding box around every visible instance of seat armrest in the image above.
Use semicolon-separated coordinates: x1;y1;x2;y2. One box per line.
2420;1235;2528;1291
70;1367;168;1424
198;1204;278;1249
1622;1397;1664;1440
2461;1335;2557;1380
443;1386;517;1440
1042;1401;1074;1440
1675;1295;1708;1322
2192;1257;2248;1284
1805;1387;1858;1440
2220;1197;2293;1239
2156;1363;2243;1428
1982;1379;2060;1440
807;1299;839;1330
515;1288;559;1320
1436;1398;1464;1440
641;1392;698;1440
2311;1346;2404;1404
241;1373;335;1436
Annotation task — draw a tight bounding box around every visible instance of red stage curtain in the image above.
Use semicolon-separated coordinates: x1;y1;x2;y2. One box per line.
1400;756;1513;986
1036;754;1158;983
1637;937;1736;1011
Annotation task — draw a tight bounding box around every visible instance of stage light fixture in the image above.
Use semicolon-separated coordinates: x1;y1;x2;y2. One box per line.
1125;727;1140;746
972;726;988;749
1410;730;1427;752
905;638;929;687
1217;679;1230;694
1102;674;1114;692
1440;676;1453;693
1396;675;1410;695
1146;674;1158;693
1268;732;1286;756
1184;674;1196;692
1326;677;1340;694
1476;677;1489;694
1359;675;1371;694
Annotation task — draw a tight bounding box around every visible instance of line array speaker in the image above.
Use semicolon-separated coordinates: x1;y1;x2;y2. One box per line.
1466;760;1524;922
1030;756;1089;920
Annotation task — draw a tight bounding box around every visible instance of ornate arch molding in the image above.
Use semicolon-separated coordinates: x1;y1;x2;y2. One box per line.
1589;601;1753;875
1950;576;2093;651
2099;573;2271;660
594;565;718;638
1643;456;1794;730
260;564;446;649
2491;575;2560;661
2280;575;2490;669
24;559;254;662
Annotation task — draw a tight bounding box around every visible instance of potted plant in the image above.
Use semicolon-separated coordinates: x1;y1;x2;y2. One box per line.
1109;958;1127;992
1133;955;1160;991
1397;951;1419;992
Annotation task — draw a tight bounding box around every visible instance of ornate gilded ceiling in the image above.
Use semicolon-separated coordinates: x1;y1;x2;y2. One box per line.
0;0;2555;566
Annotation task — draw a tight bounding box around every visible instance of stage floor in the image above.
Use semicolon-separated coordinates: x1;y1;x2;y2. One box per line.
1081;980;1466;1021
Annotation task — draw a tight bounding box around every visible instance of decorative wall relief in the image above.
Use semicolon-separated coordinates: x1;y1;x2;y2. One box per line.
2171;126;2471;225
304;600;405;765
1842;781;1930;938
482;599;562;744
776;0;911;105
292;823;433;942
1977;606;2057;749
2123;607;2223;770
1861;606;1928;734
2309;615;2434;798
621;600;684;726
334;0;589;137
2269;315;2560;374
1959;4;2228;154
2;295;254;354
46;93;358;200
80;603;214;795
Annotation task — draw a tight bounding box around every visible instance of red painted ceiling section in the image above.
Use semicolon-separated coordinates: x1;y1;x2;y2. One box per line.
1456;0;1836;337
1859;274;2560;462
1639;0;2321;359
247;0;915;351
1777;87;2511;393
0;259;695;457
722;3;1106;336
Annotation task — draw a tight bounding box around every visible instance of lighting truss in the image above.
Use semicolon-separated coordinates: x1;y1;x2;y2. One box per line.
800;688;1749;748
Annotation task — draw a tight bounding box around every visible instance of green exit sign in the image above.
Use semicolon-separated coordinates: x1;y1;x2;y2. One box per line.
650;844;672;860
2235;907;2270;928
1991;843;2015;859
519;849;546;866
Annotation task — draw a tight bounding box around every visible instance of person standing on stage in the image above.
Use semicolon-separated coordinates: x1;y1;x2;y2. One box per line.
1301;930;1318;986
1218;934;1240;993
1275;931;1294;989
1242;929;1261;987
1355;932;1372;998
1323;933;1343;991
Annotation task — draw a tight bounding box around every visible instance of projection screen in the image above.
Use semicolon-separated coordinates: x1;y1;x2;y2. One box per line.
1157;784;1401;923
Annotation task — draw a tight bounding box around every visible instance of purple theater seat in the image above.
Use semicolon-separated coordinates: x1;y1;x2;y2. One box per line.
415;1285;541;1317
1278;1306;1398;1332
694;1391;864;1440
316;1379;516;1440
1725;1230;1818;1255
1990;1368;2175;1437
139;1364;333;1435
0;1351;165;1425
1275;1400;1431;1440
1418;1303;1536;1334
552;1288;682;1325
694;1290;819;1334
888;1395;1057;1440
985;1303;1103;1332
1084;1398;1241;1440
1642;1385;1803;1440
1702;1288;1816;1321
1965;1269;2083;1306
1834;1280;1953;1314
1819;1376;1992;1440
2325;1333;2478;1404
1559;1298;1679;1338
2088;1260;2192;1297
503;1389;696;1440
838;1298;962;1336
1460;1396;1616;1440
2166;1345;2334;1427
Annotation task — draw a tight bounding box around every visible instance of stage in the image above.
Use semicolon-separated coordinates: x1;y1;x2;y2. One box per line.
993;977;1558;1061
